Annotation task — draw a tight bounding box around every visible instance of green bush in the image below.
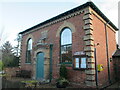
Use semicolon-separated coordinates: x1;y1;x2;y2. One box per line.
56;77;69;86
0;61;4;71
56;64;69;88
59;64;68;79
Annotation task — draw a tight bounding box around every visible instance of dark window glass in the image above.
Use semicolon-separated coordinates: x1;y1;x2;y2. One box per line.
60;28;72;63
26;39;32;63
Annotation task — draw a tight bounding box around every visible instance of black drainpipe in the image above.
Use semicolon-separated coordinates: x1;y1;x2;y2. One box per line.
49;44;53;82
104;22;111;84
94;47;98;88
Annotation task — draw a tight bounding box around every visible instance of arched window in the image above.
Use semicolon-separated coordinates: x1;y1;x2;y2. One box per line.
26;38;32;63
60;28;72;63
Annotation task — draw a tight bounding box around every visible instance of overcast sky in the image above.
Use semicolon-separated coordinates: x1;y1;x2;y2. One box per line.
0;0;120;46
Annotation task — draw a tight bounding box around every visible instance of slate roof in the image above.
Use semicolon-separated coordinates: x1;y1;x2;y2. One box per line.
19;1;119;34
113;49;120;57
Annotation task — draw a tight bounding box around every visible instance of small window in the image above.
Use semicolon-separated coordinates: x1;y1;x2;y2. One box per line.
26;38;32;63
74;57;87;69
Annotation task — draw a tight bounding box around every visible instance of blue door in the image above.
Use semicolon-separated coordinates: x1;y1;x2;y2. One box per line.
36;52;44;79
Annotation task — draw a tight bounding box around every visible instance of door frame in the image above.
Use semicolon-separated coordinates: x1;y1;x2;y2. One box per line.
33;48;50;80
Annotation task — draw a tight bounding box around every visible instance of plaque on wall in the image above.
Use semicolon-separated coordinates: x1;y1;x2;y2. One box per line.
74;51;86;56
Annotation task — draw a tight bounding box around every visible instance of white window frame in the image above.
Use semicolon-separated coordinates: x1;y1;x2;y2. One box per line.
74;56;87;69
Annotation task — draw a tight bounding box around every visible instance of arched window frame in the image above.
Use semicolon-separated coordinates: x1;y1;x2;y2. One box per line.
60;27;72;64
26;38;32;63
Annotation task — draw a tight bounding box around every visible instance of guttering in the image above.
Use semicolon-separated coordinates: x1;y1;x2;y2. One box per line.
104;22;111;84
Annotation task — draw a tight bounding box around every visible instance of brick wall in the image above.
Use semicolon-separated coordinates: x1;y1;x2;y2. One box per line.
92;12;117;87
21;12;86;85
20;6;117;88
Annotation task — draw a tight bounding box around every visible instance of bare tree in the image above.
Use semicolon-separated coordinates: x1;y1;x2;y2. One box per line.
0;26;8;47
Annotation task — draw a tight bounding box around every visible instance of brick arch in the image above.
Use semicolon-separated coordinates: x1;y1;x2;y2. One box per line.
56;21;76;37
33;48;49;59
25;34;34;45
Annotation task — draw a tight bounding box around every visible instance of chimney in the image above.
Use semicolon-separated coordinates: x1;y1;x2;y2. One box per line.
118;1;120;47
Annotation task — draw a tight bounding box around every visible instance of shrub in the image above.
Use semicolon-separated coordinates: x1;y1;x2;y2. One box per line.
0;61;4;71
56;77;69;88
59;64;68;79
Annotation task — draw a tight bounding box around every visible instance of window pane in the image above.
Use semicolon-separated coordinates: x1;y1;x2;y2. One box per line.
61;45;72;62
81;58;86;68
61;46;66;54
61;28;72;45
28;39;32;50
75;58;79;68
26;50;31;63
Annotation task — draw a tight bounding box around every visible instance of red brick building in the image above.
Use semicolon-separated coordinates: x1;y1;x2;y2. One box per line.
19;1;118;88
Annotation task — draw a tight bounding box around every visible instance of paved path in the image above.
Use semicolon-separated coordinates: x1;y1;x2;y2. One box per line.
107;82;120;89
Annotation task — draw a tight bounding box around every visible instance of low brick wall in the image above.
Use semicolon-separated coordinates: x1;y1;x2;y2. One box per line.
4;67;20;77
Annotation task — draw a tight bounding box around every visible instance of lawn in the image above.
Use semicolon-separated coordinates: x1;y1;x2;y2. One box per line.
2;75;120;89
2;77;56;88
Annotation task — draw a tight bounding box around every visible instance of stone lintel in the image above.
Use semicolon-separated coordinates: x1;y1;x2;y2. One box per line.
85;70;95;74
83;24;93;30
85;30;93;35
85;40;94;46
84;10;92;15
87;64;95;69
83;35;94;41
84;46;94;51
84;19;92;25
83;14;93;20
87;58;95;63
86;52;94;57
86;75;95;80
84;7;92;15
